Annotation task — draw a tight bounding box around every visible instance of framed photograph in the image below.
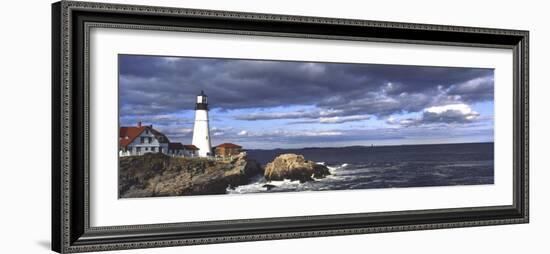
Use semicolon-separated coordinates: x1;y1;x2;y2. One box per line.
52;1;529;253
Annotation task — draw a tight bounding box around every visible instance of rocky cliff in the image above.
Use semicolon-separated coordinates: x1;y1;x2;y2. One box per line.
119;153;262;198
264;153;330;182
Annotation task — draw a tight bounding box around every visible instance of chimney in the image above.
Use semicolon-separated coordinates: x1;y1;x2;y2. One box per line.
137;121;142;127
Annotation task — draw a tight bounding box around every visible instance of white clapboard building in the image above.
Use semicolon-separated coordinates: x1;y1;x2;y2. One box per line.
119;122;198;157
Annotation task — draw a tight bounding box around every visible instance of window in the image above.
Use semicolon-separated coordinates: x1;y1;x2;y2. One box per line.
148;137;152;143
136;147;141;153
145;147;149;151
152;147;156;152
140;137;145;144
159;147;162;153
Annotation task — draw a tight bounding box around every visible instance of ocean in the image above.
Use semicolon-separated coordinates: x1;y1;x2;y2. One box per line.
227;142;494;194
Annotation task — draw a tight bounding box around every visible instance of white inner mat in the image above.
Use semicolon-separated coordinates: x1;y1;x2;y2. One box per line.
89;27;514;227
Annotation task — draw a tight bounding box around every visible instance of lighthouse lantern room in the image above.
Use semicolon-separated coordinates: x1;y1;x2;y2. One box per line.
192;90;213;157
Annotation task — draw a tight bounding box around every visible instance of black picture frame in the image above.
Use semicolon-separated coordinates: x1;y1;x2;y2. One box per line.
51;1;529;253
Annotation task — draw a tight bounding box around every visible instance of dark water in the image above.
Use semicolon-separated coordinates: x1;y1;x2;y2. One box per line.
227;142;494;194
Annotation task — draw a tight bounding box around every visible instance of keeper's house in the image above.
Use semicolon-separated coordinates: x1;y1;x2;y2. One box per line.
214;143;242;158
119;122;198;157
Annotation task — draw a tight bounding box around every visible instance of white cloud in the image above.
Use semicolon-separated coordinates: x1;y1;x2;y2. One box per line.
162;127;193;134
386;117;416;126
304;131;343;136
387;103;480;127
234;129;343;139
234;110;318;121
424;104;475;114
300;63;326;75
319;108;343;116
163;57;181;63
319;115;370;124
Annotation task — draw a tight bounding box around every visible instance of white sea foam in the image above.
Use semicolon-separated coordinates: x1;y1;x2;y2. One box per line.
227;162;374;194
227;177;303;194
327;163;350;172
268;179;302;187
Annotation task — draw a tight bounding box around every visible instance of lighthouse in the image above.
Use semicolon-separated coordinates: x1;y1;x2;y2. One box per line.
192;90;213;157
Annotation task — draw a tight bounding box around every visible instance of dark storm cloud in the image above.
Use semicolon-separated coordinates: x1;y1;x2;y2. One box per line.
289;115;372;124
119;55;494;120
446;76;494;102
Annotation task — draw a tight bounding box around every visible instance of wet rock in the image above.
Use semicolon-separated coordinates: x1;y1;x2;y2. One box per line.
264;153;330;182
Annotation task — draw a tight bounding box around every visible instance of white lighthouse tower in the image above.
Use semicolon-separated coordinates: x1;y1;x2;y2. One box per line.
192;90;213;157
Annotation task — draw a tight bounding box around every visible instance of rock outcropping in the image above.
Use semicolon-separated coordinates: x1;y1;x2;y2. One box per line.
264;154;330;182
119;153;262;198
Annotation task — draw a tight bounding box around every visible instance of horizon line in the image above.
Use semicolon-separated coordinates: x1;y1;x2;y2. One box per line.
246;141;494;151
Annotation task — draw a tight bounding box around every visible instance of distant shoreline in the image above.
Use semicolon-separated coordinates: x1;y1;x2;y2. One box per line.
248;141;495;151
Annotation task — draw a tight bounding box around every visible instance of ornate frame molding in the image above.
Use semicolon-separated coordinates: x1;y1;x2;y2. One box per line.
52;1;529;253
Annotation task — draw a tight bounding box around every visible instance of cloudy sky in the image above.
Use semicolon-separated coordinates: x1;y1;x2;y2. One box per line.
119;54;494;149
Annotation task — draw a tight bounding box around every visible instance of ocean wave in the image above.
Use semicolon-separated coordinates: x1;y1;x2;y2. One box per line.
227;157;493;194
327;163;349;171
227;178;303;194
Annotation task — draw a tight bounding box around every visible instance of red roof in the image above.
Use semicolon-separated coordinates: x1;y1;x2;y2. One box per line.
215;143;242;148
119;126;146;148
119;125;170;148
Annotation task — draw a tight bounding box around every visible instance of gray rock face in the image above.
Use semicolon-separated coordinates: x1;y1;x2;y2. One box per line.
119;153;262;198
264;153;330;182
